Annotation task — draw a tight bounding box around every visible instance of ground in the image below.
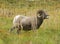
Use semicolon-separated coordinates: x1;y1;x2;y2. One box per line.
0;0;60;44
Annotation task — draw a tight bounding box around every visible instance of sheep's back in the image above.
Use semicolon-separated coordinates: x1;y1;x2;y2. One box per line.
13;15;26;25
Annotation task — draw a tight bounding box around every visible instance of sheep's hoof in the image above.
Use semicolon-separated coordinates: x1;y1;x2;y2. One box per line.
17;30;21;34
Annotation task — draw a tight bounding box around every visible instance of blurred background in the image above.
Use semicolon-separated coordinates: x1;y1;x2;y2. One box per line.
0;0;60;44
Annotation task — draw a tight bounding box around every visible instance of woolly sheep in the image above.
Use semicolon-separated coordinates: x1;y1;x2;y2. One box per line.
10;10;49;34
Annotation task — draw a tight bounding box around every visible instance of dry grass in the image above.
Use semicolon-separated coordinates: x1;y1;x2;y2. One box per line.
0;0;60;44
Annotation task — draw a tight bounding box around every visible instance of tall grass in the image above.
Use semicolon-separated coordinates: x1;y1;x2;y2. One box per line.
0;0;60;44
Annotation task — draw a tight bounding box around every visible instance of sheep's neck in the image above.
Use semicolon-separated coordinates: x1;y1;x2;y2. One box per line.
37;17;43;29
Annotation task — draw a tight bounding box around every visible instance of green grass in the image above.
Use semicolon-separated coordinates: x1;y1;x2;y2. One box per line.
0;0;60;44
0;29;60;44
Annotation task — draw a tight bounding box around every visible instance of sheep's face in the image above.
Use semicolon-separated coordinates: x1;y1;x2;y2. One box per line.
37;10;49;19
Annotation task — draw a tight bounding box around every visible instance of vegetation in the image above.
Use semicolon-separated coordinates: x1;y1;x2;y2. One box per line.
0;0;60;44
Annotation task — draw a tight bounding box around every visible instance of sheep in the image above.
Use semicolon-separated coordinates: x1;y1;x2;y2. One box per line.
10;10;49;34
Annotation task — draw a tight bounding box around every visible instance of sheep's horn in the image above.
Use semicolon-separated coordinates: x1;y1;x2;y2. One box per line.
37;15;41;17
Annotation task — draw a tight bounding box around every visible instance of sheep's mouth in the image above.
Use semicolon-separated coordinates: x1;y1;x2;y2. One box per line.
45;15;49;19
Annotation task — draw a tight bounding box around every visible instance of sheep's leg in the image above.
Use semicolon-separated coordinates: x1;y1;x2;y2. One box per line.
17;25;21;34
17;22;23;34
9;26;15;33
17;28;21;34
20;24;23;31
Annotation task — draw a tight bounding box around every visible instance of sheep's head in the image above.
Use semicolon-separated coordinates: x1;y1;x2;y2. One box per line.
37;10;49;19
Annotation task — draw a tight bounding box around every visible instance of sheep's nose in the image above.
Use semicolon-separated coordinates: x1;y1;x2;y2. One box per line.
46;15;49;19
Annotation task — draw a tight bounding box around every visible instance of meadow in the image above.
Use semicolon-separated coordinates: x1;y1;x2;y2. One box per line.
0;0;60;44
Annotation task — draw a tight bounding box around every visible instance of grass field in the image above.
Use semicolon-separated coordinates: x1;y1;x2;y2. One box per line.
0;0;60;44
